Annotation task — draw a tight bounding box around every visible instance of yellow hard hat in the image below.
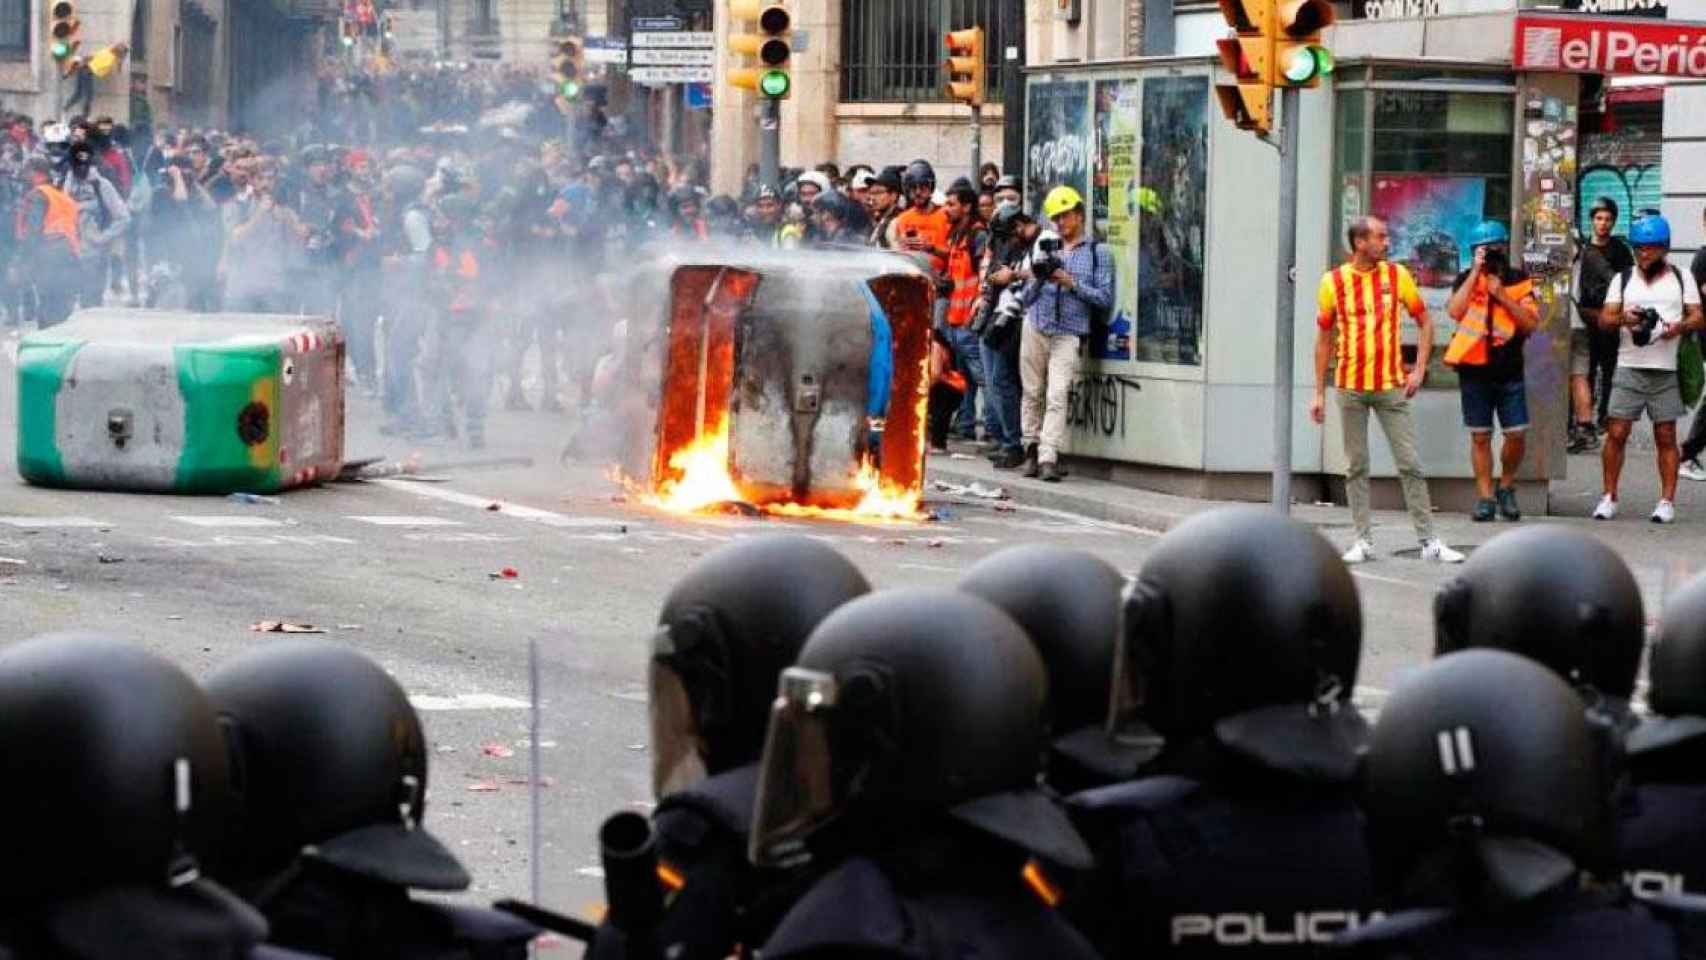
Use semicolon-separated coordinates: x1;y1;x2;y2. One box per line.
1136;187;1162;216
1042;185;1084;220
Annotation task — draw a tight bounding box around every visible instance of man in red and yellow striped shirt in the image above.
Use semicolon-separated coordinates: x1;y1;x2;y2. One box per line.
1310;216;1463;565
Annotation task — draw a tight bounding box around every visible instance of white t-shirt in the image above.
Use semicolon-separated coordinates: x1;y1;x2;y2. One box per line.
1606;265;1701;371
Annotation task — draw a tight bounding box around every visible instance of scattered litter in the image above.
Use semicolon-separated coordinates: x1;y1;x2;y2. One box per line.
96;554;124;564
489;567;520;580
926;540;946;549
481;743;516;759
53;583;69;591
626;743;647;753
167;615;184;621
486;502;503;512
930;480;1010;500
436;744;459;754
226;492;280;505
949;453;975;460
338;623;364;631
886;538;909;547
517;739;559;750
610;494;628;505
465;780;501;793
993;502;1017;513
0;557;24;567
250;621;328;634
576;867;606;879
505;776;554;787
709;500;765;518
926;507;956;522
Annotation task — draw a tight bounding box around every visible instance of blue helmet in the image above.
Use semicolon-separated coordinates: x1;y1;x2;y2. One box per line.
1631;214;1672;249
1468;220;1510;248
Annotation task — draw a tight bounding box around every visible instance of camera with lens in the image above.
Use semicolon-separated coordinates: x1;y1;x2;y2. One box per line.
1032;236;1065;283
1631;306;1663;347
1481;247;1507;275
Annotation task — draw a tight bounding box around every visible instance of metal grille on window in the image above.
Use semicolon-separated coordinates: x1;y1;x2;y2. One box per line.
841;0;1005;104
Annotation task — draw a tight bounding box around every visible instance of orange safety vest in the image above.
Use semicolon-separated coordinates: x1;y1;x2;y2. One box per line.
1444;272;1533;367
945;232;981;328
433;245;480;313
16;183;82;257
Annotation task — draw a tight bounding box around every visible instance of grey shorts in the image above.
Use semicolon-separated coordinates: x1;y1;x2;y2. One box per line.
1571;327;1593;377
1608;366;1685;423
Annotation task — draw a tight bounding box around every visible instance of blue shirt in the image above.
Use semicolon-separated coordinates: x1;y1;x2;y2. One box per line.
1022;239;1115;337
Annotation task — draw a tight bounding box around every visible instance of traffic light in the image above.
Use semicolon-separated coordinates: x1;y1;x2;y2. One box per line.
1273;0;1334;87
339;19;355;47
943;26;984;107
727;0;791;99
382;12;395;40
48;0;79;63
1213;0;1273;134
551;38;582;100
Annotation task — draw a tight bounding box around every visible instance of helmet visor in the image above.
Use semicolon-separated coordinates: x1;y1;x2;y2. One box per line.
648;628;710;798
749;667;843;870
1107;579;1162;746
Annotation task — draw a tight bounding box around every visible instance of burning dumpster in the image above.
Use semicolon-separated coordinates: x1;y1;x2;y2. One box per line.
15;309;345;494
634;250;934;519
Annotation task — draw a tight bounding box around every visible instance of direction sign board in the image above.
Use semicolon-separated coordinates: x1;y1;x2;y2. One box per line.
631;47;714;65
630;65;714;83
630;31;714;47
631;15;683;30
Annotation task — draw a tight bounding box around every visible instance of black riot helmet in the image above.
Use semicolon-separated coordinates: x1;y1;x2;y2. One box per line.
1114;508;1364;775
1626;571;1706;764
901;159;936;193
1362;649;1607;908
1434;526;1644;702
651;535;871;798
959;545;1122;734
0;633;239;902
204;641;470;893
749;589;1091;872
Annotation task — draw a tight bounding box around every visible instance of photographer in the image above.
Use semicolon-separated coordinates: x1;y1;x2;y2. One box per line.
57;139;129;310
973;201;1039;469
222;163;300;313
1445;220;1541;522
149;154;219;309
1018;185;1114;482
1596;214;1704;523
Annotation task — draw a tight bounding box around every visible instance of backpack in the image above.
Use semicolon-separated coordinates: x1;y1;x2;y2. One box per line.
1618;264;1704;407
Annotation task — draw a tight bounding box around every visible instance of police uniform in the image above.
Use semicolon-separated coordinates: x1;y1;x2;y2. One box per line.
1332;887;1690;959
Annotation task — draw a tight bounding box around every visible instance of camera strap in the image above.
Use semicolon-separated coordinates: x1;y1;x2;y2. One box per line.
1617;264;1685;308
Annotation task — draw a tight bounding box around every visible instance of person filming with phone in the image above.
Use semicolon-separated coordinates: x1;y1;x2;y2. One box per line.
1594;214;1704;524
1445;220;1541;522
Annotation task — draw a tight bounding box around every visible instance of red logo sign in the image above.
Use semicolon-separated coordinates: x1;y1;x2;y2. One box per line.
1515;14;1706;78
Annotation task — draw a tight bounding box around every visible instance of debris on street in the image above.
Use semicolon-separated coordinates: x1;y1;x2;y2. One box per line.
227;492;281;505
249;621;327;634
481;743;516;759
931;480;1010;500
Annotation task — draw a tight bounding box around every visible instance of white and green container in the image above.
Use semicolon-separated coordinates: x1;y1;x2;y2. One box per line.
16;309;345;494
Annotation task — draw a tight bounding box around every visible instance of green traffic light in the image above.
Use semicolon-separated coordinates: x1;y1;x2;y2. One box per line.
341;34;354;46
1281;44;1332;83
560;79;581;98
50;40;69;58
758;69;789;97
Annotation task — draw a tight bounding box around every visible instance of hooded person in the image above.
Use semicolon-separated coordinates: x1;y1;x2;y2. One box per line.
204;641;539;959
1068;507;1378;958
58;137;129;309
573;535;874;960
0;632;318;960
750;589;1101;960
1339;649;1706;959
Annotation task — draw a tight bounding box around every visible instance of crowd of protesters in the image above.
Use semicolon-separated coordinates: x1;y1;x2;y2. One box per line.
0;58;1111;477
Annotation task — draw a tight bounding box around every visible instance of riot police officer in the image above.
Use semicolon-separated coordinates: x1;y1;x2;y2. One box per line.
204;640;540;959
750;588;1101;960
959;544;1162;796
1341;649;1701;957
0;632;317;959
1434;525;1645;734
1618;571;1706;897
583;534;873;960
1067;507;1375;957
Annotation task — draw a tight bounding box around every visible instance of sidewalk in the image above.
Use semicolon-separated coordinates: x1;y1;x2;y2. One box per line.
924;437;1706;556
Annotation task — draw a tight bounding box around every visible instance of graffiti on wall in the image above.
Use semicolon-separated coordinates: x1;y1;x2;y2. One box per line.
1067;374;1144;438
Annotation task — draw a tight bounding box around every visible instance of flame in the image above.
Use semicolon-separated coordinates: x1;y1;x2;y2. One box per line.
627;415;924;522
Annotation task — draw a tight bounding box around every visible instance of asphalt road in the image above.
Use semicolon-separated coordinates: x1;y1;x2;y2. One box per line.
0;325;1564;929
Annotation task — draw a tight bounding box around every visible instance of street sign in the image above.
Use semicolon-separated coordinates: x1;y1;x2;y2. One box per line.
582;36;628;64
631;15;683;30
685;81;712;108
631;30;714;47
630;65;714;83
631;47;715;65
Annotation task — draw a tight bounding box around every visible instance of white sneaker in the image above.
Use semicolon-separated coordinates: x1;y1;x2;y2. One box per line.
1592;494;1618;521
1682;459;1706;482
1420;539;1466;564
1652;499;1677;524
1341;539;1375;564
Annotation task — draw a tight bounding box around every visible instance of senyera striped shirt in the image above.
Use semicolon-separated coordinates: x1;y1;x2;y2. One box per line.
1315;260;1425;393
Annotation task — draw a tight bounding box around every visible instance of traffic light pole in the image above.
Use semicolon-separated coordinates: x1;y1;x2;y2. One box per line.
970;104;982;180
1271;85;1300;515
758;96;780;191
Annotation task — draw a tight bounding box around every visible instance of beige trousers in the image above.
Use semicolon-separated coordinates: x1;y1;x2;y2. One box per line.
1020;322;1082;464
1338;388;1436;543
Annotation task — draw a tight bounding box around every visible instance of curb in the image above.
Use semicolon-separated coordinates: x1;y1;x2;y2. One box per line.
925;464;1194;534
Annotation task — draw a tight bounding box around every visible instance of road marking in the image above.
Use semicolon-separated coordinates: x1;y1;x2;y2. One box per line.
1351;569;1426;590
374;480;638;529
150;533;358;548
349;515;464;527
0;516;107;528
171;516;288;528
410;693;531;711
899;562;958;573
